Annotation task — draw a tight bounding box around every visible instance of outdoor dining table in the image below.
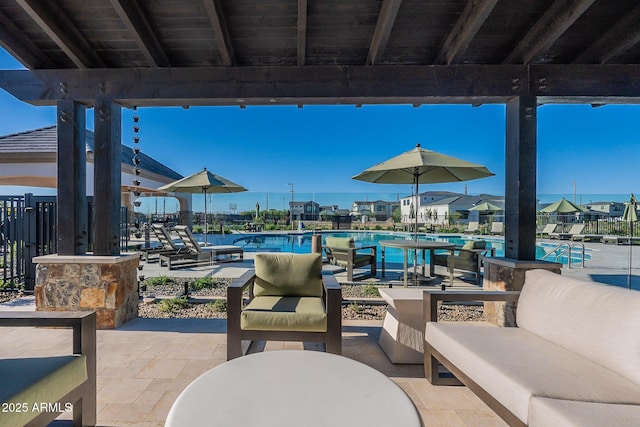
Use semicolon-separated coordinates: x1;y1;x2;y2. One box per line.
380;239;455;287
165;350;422;427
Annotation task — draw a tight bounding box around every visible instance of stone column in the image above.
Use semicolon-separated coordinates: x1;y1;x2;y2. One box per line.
483;257;561;326
34;254;139;329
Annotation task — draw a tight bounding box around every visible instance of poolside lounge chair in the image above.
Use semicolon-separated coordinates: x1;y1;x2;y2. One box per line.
490;222;504;235
549;224;585;240
226;252;342;360
603;235;640;245
432;240;495;285
323;236;377;281
159;225;243;269
139;224;185;262
538;223;558;239
464;221;480;234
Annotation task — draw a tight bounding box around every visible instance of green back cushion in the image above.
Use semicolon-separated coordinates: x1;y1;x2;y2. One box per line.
462;240;487;250
459;240;487;260
325;236;355;249
254;253;323;297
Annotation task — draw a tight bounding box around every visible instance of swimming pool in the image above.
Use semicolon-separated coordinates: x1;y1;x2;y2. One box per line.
194;231;590;265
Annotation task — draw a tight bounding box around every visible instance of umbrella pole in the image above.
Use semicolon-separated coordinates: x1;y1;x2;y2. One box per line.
629;220;633;290
203;188;208;245
414;173;419;286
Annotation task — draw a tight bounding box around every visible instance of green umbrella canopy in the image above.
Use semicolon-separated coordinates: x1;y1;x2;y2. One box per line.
352;144;495;185
158;167;247;244
469;202;503;212
353;144;494;249
623;193;638;223
158;168;248;194
539;198;588;214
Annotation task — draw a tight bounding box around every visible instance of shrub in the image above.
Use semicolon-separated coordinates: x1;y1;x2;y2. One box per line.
349;302;364;313
144;275;176;288
362;284;380;297
191;277;217;291
207;299;227;312
157;297;189;313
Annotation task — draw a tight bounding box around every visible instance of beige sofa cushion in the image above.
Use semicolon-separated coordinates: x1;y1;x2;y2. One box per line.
529;397;640;427
426;323;640;424
517;269;640;386
253;253;323;298
241;296;327;332
0;355;87;427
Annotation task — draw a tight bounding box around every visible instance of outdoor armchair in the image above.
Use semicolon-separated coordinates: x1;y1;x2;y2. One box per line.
0;311;96;427
323;236;377;281
226;253;342;360
432;240;495;285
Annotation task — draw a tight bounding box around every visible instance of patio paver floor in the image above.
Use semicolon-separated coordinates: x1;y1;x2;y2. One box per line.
0;317;506;426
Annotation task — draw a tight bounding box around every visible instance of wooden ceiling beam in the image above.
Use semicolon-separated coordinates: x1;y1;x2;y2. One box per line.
366;0;403;65
434;0;498;65
503;0;596;64
110;0;170;68
15;0;104;69
0;65;527;106
573;3;640;64
297;0;308;66
0;9;56;69
203;0;235;66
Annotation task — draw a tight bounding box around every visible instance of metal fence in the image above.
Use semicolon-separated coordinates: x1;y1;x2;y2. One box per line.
1;194;129;292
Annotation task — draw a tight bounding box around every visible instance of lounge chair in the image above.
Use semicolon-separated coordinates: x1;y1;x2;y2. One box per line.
323;236;377;281
432;239;495;285
538;223;558;239
490;222;504;235
139;224;185;262
464;221;480;234
603;235;640;245
549;224;585;240
226;253;342;360
159;225;243;269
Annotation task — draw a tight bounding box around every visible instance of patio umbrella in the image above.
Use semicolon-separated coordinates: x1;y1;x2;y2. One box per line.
158;167;248;244
352;144;494;242
623;193;638;289
469;202;502;212
539;198;587;214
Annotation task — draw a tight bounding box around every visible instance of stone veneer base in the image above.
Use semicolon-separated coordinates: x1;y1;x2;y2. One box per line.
34;253;140;329
483;257;562;326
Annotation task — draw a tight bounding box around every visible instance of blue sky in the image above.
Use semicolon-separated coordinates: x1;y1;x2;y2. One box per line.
1;47;638;212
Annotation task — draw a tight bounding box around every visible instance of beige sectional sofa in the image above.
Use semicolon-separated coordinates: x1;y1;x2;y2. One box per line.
424;269;640;427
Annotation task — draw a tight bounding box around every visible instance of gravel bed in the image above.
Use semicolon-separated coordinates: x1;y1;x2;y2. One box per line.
138;278;485;321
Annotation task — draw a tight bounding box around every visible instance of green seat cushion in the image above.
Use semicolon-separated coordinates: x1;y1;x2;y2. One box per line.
0;355;87;426
241;296;327;332
334;254;373;267
254;253;323;298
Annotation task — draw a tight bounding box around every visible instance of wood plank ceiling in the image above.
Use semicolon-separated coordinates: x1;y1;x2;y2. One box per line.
1;0;640;106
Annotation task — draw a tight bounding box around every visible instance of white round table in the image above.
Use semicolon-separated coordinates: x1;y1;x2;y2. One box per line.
165;350;423;427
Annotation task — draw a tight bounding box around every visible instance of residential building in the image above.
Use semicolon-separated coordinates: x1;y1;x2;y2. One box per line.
289;200;320;221
350;200;399;221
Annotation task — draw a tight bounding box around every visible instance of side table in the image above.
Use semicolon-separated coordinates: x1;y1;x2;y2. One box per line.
378;288;425;364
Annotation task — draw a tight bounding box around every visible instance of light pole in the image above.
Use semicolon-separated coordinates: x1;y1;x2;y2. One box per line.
288;183;294;230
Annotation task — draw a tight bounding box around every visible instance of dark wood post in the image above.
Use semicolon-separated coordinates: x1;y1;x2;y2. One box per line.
505;95;537;260
57;100;88;255
93;98;121;256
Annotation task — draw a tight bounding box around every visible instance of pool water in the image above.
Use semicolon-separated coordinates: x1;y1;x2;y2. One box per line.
194;231;590;265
